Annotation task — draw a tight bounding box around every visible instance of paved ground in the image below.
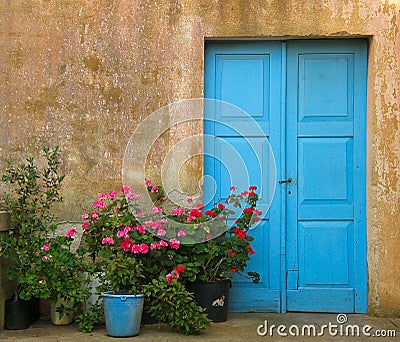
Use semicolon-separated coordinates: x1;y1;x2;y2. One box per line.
0;313;399;341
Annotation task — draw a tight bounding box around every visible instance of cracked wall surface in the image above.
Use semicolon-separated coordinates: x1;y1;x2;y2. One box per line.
0;0;399;316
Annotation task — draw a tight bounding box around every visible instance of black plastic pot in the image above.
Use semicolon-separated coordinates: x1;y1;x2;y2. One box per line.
5;296;32;330
30;297;40;323
189;279;231;323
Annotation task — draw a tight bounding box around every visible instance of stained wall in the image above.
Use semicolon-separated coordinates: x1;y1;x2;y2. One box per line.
0;0;399;316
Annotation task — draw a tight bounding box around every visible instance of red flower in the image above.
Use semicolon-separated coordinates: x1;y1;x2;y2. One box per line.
120;237;133;252
205;210;216;217
249;185;257;190
234;228;246;239
246;244;255;255
243;207;253;213
196;203;205;210
174;265;185;274
248;191;255;197
218;203;225;210
230;268;237;273
189;209;202;218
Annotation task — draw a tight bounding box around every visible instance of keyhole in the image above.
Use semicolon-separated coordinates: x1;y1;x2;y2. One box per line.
288;190;292;195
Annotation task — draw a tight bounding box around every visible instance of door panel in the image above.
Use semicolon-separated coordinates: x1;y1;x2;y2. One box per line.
204;40;367;313
205;42;282;312
286;40;367;313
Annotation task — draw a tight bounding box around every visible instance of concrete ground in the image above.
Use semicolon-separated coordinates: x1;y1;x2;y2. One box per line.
0;313;399;341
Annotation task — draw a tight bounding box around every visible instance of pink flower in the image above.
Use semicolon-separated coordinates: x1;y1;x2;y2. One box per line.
230;186;236;191
169;238;180;250
187;197;193;203
97;193;107;200
150;242;161;250
92;211;99;219
117;230;126;238
134;225;145;234
41;243;50;251
186;216;195;223
151;207;162;214
160;240;168;247
131;244;141;253
124;226;133;234
177;230;186;237
157;228;166;236
42;256;48;261
145;179;152;187
151;186;158;193
93;200;107;210
121;185;131;194
126;192;140;200
172;208;185;216
120;237;133;252
108;190;117;199
135;211;144;217
82;213;89;220
82;221;90;230
166;268;180;283
131;244;148;254
66;228;78;238
166;273;173;283
145;220;160;230
139;244;149;254
102;237;115;245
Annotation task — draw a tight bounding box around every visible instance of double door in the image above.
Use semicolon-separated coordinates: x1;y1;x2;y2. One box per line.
204;40;367;312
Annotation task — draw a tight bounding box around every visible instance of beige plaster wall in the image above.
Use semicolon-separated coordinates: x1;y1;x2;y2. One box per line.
0;0;399;316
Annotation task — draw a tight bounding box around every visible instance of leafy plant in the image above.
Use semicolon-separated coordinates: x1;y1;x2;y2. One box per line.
0;146;65;299
143;277;210;335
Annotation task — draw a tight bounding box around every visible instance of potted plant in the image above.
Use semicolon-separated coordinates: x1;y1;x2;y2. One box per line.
31;229;91;325
148;183;262;323
76;184;210;336
0;147;65;329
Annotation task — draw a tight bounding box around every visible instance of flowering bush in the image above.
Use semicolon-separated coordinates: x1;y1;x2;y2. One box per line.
146;182;262;283
75;184;212;334
78;185;188;294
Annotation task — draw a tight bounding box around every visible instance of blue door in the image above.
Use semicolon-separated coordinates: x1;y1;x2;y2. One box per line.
204;40;367;313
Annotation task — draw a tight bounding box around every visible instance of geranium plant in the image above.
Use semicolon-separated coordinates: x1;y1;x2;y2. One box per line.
78;185;185;294
146;182;262;283
76;185;210;335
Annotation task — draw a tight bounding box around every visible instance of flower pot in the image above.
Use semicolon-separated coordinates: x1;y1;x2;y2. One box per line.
102;291;144;337
51;299;74;325
83;272;104;313
189;279;231;323
141;297;158;324
4;296;31;330
0;211;11;232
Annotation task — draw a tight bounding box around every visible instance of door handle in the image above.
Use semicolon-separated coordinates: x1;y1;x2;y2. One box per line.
279;177;292;184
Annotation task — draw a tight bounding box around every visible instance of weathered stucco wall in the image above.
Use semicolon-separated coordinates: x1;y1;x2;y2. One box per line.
0;0;399;316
